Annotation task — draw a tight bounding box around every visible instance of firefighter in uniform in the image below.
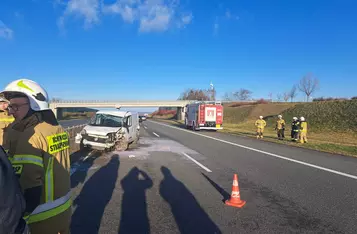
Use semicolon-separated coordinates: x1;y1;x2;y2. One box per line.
1;79;72;234
0;96;14;145
255;116;266;139
299;116;308;143
275;115;285;140
291;117;300;141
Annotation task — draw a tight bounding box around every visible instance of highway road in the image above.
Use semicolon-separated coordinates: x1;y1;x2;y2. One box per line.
69;120;357;234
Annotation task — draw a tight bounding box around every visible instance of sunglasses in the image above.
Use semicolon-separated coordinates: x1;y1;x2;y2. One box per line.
8;103;29;112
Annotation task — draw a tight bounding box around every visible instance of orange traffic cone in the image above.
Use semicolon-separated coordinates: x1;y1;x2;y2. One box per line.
225;174;246;208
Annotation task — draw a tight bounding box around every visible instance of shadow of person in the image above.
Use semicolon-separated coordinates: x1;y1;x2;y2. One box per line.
160;166;221;234
118;167;153;234
71;156;120;234
71;153;98;189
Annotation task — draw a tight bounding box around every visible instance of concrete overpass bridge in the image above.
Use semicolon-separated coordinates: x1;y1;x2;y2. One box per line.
49;100;194;120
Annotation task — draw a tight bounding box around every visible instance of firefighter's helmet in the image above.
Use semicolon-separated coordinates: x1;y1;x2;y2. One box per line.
1;79;50;111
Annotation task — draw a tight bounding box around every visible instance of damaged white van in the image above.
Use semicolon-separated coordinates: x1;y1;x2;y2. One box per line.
75;110;140;151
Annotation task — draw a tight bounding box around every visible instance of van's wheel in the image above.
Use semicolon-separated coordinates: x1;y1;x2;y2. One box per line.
115;140;128;151
79;140;85;151
133;132;140;145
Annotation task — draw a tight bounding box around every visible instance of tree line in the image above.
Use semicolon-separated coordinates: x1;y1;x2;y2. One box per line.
178;73;320;102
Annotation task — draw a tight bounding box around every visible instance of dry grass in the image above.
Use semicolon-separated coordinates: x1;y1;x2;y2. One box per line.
152;101;357;157
222;122;357;157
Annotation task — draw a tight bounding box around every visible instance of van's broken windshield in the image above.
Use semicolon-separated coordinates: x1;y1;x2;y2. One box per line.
89;114;123;127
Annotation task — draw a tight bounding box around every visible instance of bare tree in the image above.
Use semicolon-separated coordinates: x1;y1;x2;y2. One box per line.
50;97;62;103
298;73;319;102
223;89;253;101
233;88;252;100
222;92;233;101
289;85;298;102
268;92;273;101
283;92;290;102
276;93;282;102
178;88;211;101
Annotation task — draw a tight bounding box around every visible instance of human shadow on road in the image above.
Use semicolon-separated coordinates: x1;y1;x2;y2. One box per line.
71;156;119;234
118;167;153;234
160;167;222;234
70;152;99;189
201;173;230;203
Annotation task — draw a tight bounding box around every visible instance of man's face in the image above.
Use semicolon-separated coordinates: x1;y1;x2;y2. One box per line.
0;102;8;111
8;97;30;121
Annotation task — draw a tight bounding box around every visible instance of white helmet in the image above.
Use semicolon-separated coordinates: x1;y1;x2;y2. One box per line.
259;116;263;119
1;79;50;111
300;116;305;121
278;115;282;118
293;117;298;120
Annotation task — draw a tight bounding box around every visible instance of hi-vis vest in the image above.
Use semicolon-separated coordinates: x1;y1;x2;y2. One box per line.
4;112;71;226
255;119;266;128
300;121;308;133
0;110;14;145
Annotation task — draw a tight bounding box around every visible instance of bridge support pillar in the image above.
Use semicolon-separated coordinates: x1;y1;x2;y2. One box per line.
51;107;63;120
176;107;185;121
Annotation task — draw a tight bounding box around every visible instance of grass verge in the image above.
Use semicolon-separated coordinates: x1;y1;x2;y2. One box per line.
150;118;357;158
223;123;357;157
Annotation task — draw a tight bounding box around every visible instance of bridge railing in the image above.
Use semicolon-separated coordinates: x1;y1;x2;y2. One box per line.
50;100;197;104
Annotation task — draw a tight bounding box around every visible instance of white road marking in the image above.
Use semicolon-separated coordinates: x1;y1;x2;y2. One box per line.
144;126;148;129
149;121;357;180
182;152;212;172
153;132;160;138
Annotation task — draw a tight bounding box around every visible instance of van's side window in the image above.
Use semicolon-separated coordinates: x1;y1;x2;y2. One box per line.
127;116;132;127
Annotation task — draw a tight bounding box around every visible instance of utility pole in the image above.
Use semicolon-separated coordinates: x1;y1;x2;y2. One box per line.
210;81;216;101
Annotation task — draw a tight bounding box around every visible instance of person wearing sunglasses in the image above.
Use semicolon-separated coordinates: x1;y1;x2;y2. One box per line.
0;96;14;145
1;79;72;234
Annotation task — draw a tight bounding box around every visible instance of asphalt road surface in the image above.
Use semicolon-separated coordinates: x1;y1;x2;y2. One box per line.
69;120;357;234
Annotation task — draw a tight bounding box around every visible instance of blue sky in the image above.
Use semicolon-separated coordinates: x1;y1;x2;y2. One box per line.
1;0;357;103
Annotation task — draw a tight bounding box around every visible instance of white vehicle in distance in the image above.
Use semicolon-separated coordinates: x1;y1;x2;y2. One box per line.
75;110;140;151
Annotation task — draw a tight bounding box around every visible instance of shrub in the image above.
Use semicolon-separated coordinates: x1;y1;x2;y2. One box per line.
256;98;269;104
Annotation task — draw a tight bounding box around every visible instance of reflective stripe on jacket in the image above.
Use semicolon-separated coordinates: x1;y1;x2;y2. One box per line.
4;111;71;230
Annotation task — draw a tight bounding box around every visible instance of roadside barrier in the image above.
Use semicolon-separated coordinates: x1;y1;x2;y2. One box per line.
64;124;86;154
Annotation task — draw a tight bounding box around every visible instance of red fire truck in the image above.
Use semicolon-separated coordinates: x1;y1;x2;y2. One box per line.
184;101;223;131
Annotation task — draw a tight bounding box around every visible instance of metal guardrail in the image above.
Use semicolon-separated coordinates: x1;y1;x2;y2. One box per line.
64;124;87;131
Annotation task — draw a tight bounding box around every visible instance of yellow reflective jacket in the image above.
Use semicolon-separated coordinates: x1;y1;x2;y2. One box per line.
300;121;308;133
276;119;285;130
3;111;71;233
0;110;14;145
255;119;266;128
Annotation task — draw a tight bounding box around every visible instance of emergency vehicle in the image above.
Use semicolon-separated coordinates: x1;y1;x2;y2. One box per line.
184;101;223;131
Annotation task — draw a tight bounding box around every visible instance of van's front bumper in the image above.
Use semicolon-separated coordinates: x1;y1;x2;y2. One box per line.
82;139;115;150
75;133;115;150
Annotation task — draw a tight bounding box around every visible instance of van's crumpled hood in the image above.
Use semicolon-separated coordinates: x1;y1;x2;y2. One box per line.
84;125;121;136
